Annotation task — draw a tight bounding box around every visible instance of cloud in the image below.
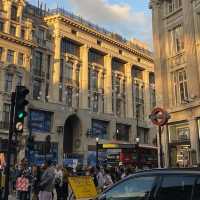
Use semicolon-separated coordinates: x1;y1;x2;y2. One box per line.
67;0;152;48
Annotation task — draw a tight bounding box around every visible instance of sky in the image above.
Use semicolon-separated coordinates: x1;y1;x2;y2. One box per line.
28;0;152;48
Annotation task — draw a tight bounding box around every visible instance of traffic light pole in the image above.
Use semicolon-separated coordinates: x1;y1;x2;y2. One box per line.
4;92;15;200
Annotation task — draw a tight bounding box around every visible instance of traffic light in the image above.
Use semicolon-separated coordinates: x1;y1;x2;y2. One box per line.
14;86;29;134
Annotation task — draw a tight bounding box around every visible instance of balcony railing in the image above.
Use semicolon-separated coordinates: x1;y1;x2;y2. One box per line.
0;121;9;130
168;52;186;68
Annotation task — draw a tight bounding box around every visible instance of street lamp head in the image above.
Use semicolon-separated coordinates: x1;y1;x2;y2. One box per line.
136;137;140;144
96;137;99;142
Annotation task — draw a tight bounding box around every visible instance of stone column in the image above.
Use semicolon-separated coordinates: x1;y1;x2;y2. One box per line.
189;118;200;164
16;4;23;37
4;0;12;34
52;33;62;102
80;44;89;109
125;63;133;118
104;54;112;114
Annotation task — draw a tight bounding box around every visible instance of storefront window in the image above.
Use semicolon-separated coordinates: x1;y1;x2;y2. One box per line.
30;110;53;133
116;123;130;142
91;119;109;139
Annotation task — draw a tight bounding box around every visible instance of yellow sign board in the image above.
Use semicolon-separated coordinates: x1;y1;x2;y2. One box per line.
103;143;118;149
68;176;97;199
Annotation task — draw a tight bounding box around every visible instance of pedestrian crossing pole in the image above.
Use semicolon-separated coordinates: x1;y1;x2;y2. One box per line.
4;92;15;200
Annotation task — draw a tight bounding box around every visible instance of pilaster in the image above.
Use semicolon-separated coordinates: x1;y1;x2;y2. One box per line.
80;44;89;109
4;0;12;34
52;33;62;102
104;54;112;114
125;63;133;118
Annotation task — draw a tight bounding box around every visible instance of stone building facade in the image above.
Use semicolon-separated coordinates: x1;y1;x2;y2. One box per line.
150;0;200;167
0;0;155;165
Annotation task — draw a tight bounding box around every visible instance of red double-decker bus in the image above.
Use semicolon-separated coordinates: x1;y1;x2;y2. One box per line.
100;143;158;168
120;145;158;168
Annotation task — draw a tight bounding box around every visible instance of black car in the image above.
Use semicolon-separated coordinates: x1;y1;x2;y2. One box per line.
97;168;200;200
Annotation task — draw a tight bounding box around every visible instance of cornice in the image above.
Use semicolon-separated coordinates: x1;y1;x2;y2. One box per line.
45;15;154;63
0;32;37;48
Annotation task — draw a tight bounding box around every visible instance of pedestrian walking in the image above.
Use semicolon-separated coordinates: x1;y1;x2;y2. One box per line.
55;165;63;200
103;168;113;190
38;160;55;200
96;166;104;193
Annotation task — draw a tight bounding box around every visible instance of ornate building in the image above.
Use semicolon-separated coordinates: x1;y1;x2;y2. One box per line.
0;0;155;165
150;0;200;167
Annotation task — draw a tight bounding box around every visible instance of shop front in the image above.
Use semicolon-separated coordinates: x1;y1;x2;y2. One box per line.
168;122;191;167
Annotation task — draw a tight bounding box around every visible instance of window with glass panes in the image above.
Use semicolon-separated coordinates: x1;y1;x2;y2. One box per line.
5;73;13;92
16;73;22;86
170;25;184;56
33;79;41;100
88;50;103;64
34;51;43;76
0;21;4;32
167;0;182;14
3;103;10;122
10;25;16;36
61;38;79;56
0;47;2;60
92;70;98;91
21;29;25;39
65;86;73;107
7;50;14;63
18;53;24;65
173;69;188;105
11;5;17;21
46;55;51;80
65;62;73;83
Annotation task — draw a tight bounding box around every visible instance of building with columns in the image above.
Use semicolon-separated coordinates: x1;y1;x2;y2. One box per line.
150;0;200;167
0;0;156;165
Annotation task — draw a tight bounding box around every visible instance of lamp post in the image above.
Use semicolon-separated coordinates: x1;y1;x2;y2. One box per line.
135;137;140;169
96;137;99;167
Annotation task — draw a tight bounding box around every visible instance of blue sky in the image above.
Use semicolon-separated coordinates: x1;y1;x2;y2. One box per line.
28;0;152;47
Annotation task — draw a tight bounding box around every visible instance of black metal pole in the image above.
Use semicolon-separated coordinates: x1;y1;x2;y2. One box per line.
159;126;163;168
136;106;139;169
96;141;99;167
4;92;15;200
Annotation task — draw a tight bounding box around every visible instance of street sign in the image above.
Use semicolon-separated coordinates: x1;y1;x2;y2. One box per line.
68;176;97;199
149;107;170;126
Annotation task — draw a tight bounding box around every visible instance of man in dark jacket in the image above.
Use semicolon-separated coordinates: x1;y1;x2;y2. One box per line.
38;160;55;200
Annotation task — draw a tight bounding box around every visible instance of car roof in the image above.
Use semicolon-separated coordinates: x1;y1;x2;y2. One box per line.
130;168;200;177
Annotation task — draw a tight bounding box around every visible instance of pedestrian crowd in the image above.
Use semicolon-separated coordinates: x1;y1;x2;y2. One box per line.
0;158;140;200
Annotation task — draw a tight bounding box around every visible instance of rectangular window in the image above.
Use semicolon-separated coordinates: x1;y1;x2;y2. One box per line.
10;25;16;36
61;38;79;57
168;0;182;14
173;69;188;105
18;53;24;65
21;29;25;39
7;50;14;63
60;59;64;82
88;50;103;65
34;51;43;76
46;55;51;80
45;82;49;100
0;21;4;32
30;110;53;133
91;70;98;91
0;47;3;60
33;79;41;100
91;119;108;139
116;123;129;142
11;5;17;21
5;73;13;92
170;25;184;56
93;93;98;112
3;103;10;122
132;67;143;80
65;86;73;107
16;73;22;86
65;62;73;83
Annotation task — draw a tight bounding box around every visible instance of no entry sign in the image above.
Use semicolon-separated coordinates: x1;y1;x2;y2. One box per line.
149;107;170;126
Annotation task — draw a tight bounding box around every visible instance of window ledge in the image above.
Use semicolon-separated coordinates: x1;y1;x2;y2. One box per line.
163;7;183;20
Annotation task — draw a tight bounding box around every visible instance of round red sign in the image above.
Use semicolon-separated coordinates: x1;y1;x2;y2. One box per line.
149;107;170;126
